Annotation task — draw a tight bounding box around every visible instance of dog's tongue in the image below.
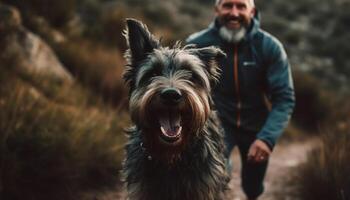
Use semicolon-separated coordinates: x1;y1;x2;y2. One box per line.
159;112;182;137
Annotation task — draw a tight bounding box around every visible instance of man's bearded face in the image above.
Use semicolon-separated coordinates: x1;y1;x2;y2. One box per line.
215;0;255;30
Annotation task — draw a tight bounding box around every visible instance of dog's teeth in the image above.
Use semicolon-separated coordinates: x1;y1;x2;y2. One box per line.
176;126;182;135
161;126;166;135
160;126;182;138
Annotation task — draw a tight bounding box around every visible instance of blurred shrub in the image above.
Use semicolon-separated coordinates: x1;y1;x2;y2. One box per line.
0;69;128;200
292;71;334;132
142;2;175;28
180;2;203;17
100;3;132;49
54;39;128;107
1;0;76;27
295;129;350;200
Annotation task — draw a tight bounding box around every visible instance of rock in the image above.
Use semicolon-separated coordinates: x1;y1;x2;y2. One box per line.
0;4;21;33
29;15;66;44
0;4;73;84
21;31;73;82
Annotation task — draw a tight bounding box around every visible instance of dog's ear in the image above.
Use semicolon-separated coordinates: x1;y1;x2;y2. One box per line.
124;18;159;64
190;46;226;83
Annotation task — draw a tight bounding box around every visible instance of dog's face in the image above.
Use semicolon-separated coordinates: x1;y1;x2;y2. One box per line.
123;19;224;158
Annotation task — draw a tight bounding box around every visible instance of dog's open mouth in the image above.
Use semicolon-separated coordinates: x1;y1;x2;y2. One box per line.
158;110;182;144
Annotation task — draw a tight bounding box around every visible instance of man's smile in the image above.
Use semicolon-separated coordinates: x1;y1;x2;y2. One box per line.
224;16;244;29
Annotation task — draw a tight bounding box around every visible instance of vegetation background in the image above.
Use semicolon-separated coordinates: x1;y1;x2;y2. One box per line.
0;0;349;199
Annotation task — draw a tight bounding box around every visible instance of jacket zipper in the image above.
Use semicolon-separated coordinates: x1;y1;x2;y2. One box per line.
234;45;241;128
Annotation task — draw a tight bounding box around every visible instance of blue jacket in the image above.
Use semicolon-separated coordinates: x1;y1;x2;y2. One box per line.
186;12;295;149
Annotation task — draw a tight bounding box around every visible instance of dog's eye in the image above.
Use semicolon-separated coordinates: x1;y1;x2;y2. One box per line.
191;72;208;88
191;72;200;82
138;70;161;86
148;69;162;78
151;71;160;77
190;73;201;84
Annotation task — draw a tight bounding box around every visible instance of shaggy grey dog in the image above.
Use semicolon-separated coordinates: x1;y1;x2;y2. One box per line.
122;18;229;200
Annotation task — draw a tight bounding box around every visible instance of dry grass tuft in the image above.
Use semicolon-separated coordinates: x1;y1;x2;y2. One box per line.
295;129;350;200
0;69;129;200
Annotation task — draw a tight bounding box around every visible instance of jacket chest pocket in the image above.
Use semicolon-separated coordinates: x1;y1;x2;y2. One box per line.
240;61;265;90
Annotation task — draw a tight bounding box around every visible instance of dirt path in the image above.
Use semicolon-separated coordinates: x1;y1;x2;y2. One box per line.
88;138;317;200
226;138;317;200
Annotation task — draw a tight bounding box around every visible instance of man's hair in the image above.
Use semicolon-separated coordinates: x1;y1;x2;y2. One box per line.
215;0;255;7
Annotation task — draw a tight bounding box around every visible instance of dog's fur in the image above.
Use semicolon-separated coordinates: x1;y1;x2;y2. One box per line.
122;19;229;200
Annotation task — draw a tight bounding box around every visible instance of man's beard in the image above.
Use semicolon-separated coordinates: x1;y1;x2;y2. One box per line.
219;26;247;44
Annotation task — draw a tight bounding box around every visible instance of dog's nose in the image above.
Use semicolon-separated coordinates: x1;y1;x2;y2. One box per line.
160;88;182;104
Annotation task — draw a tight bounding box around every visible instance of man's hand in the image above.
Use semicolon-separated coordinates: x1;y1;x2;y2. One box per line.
247;139;271;163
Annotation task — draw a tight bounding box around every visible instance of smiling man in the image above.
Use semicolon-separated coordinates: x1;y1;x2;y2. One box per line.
216;0;254;43
186;0;295;199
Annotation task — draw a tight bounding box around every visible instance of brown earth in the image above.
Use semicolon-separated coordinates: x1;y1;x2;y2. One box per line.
226;138;317;200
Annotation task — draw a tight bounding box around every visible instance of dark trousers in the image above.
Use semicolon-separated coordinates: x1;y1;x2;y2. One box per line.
222;123;268;199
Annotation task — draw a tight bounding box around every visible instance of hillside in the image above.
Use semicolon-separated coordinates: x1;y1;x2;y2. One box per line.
1;0;349;199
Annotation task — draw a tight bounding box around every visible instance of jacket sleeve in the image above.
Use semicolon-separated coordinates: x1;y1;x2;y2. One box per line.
256;37;295;149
